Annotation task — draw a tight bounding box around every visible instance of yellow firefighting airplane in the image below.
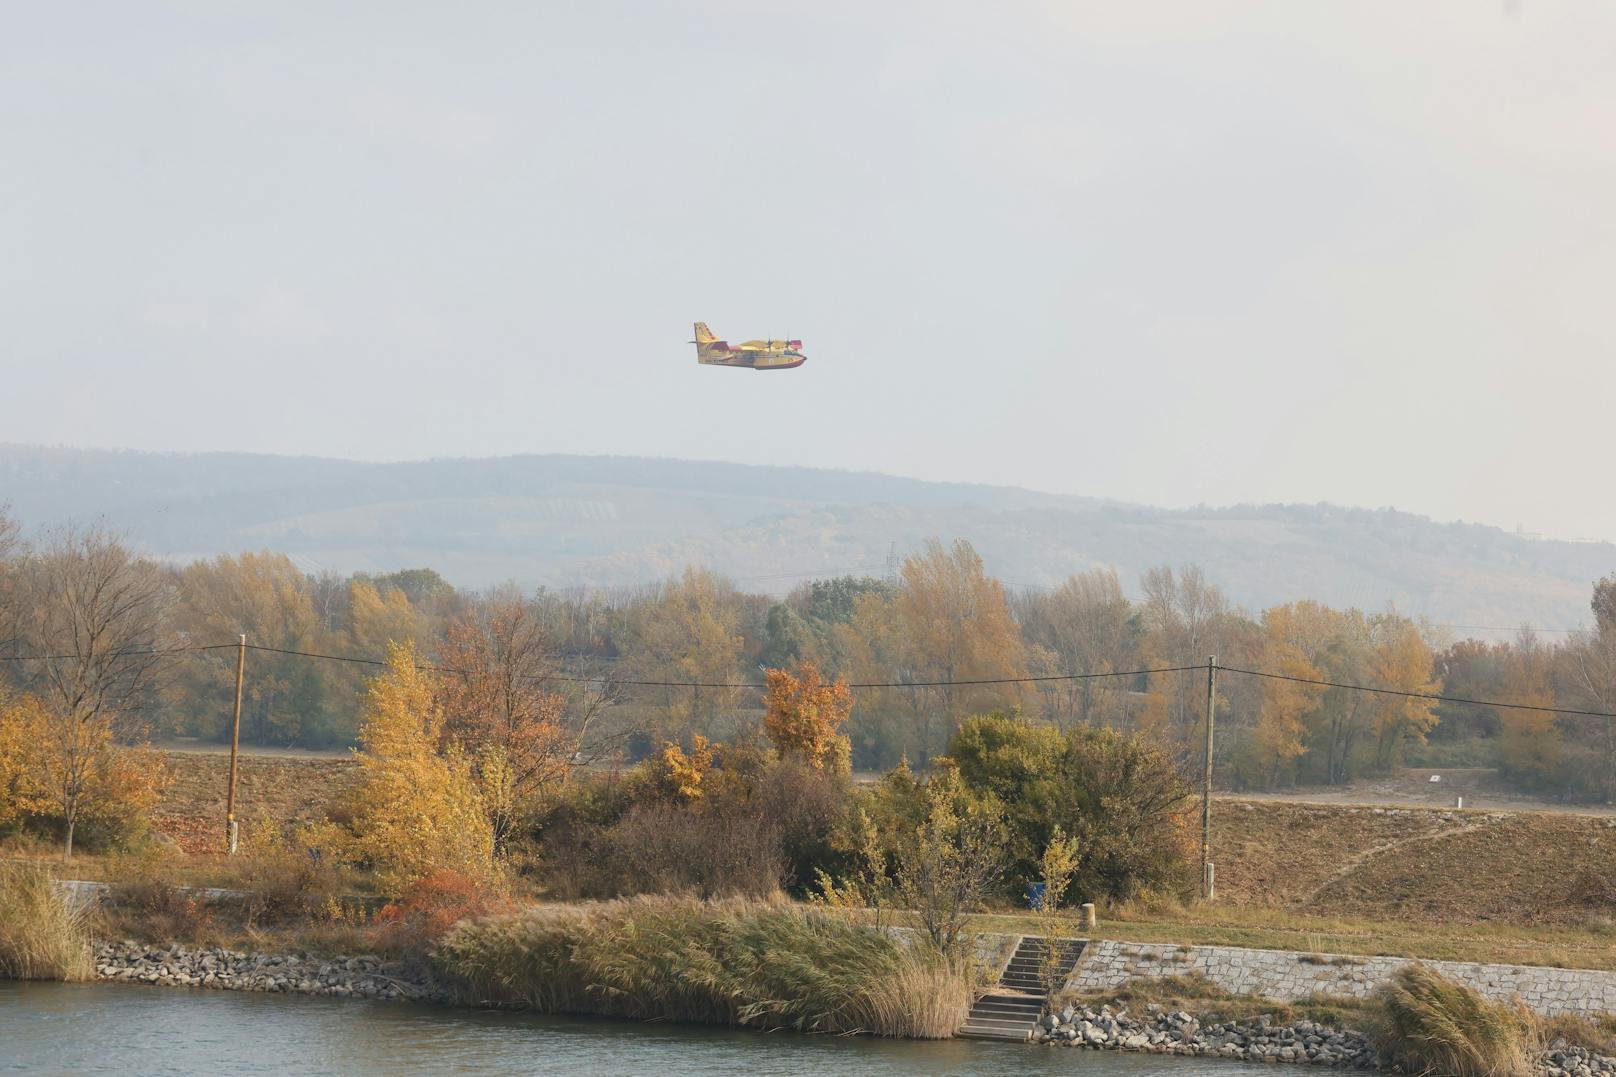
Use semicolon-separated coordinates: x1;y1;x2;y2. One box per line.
692;322;806;370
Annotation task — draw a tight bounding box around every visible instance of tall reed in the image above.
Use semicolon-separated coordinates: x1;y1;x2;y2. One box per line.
1376;963;1538;1077
437;896;968;1038
0;862;94;981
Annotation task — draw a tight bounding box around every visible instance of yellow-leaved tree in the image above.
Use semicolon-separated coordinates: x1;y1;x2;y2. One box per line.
628;568;746;738
895;539;1027;750
1249;603;1329;784
1498;629;1561;785
657;733;716;801
0;689;40;831
762;661;853;772
348;643;493;891
1367;615;1441;771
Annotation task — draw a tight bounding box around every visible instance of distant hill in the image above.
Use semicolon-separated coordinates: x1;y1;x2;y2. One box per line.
1;444;1609;630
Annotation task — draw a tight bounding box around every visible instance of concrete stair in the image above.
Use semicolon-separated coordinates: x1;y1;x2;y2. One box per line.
998;935;1084;995
957;935;1086;1042
959;991;1045;1041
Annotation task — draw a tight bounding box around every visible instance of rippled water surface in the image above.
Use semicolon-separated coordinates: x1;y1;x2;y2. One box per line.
1;982;1315;1076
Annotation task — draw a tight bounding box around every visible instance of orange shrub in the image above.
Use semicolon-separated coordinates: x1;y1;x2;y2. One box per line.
373;869;508;955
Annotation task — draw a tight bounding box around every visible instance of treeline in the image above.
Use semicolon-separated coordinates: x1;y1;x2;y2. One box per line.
1;511;1613;799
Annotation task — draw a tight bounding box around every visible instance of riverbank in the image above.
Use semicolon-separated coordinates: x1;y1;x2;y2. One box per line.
1035;1003;1378;1068
1036;1002;1616;1077
81;937;1616;1077
92;940;446;1003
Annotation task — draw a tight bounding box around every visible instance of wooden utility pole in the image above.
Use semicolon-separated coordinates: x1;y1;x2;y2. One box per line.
225;633;245;855
1200;654;1217;901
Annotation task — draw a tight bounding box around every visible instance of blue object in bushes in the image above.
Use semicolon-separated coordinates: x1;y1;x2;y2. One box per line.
1026;881;1046;910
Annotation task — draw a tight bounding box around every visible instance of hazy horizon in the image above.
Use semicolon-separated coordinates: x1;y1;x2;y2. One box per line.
6;3;1615;541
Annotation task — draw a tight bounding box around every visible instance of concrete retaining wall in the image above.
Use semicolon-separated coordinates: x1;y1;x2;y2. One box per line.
1067;939;1616;1017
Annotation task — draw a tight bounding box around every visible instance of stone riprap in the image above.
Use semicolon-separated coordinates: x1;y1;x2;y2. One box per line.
1035;1003;1378;1068
1068;940;1616;1018
94;941;447;1003
1037;1003;1616;1077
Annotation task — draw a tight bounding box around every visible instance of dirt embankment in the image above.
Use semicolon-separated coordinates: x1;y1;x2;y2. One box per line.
155;750;358;854
1212;799;1616;925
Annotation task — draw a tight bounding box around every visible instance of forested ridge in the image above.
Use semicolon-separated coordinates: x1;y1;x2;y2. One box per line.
1;444;1609;627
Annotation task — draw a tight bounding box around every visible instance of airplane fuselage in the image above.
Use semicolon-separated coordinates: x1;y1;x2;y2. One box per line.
697;350;806;370
692;323;806;369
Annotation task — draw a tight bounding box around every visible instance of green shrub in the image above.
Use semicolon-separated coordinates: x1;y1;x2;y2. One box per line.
1376;964;1537;1077
436;896;969;1038
0;862;93;981
946;714;1194;903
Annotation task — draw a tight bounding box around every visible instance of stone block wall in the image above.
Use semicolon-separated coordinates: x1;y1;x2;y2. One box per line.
1067;940;1616;1018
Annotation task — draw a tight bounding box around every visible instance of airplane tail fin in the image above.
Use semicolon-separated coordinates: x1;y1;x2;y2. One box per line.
693;321;717;345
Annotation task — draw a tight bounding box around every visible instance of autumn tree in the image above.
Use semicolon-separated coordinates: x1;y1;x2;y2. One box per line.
1563;576;1616;799
1292;606;1376;785
655;733;717;801
1432;639;1511;744
894;539;1027;751
1014;569;1138;729
168;552;338;744
436;592;573;854
1495;629;1561;787
348;577;426;656
1242;603;1329;786
1595;575;1616;637
14;527;172;859
347;643;492;889
762;660;853;772
1365;614;1441;770
0;507;21;657
0;688;37;831
627;568;746;739
0;507;18;564
1137;565;1235;760
817;586;937;767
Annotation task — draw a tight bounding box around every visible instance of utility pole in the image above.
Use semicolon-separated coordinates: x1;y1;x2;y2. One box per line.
225;633;245;855
1200;654;1217;901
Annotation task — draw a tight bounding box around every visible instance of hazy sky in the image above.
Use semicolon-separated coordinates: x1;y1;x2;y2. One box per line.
5;2;1615;540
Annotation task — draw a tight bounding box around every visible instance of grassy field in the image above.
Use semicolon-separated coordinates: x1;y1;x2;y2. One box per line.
26;750;1616;971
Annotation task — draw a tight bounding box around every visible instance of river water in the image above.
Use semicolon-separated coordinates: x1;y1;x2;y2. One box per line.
1;982;1316;1076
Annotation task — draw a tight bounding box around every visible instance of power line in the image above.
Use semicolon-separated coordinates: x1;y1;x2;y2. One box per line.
0;643;240;662
244;643;1202;690
1217;664;1616;720
1432;624;1581;635
845;665;1202;689
730;564;887;583
8;639;1615;721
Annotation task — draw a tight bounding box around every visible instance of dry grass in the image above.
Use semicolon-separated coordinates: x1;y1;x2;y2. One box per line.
1376;964;1538;1077
0;861;94;981
1540;1013;1616;1056
437;896;971;1038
